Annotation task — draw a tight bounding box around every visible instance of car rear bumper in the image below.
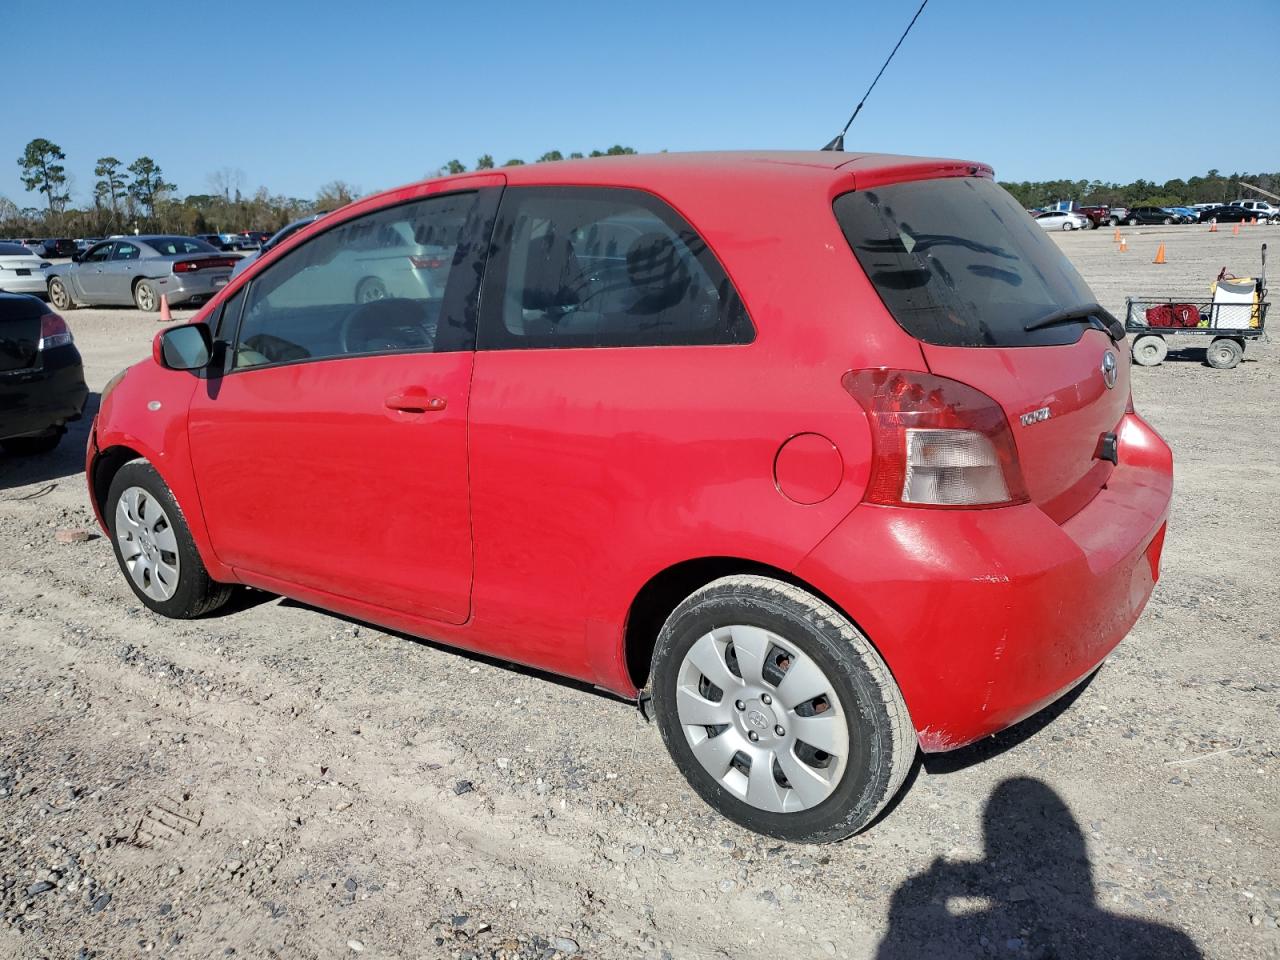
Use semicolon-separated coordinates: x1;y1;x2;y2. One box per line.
150;270;232;306
794;412;1173;752
0;275;49;296
0;345;88;440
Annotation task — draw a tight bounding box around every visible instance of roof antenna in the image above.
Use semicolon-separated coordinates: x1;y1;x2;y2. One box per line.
822;0;930;151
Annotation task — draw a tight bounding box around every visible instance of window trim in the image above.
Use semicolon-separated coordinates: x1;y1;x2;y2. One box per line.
476;185;754;352
221;187;499;376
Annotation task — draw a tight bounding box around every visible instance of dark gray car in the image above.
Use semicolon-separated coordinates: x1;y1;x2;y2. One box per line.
45;236;241;311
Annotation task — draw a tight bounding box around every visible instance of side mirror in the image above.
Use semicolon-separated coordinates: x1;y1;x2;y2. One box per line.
155;322;213;370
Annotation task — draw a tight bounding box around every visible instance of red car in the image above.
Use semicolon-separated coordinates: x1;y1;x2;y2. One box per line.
86;152;1173;843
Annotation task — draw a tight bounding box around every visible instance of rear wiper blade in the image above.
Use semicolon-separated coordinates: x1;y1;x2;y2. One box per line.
1024;302;1124;341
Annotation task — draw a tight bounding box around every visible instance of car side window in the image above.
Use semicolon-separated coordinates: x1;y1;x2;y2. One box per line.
232;191;488;370
479;186;754;350
83;243;113;264
112;243;141;261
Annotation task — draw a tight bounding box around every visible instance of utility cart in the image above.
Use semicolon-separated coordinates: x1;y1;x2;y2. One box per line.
1124;243;1269;370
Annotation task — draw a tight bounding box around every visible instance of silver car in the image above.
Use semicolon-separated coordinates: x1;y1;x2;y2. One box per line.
45;236;241;311
1034;210;1089;232
0;242;51;296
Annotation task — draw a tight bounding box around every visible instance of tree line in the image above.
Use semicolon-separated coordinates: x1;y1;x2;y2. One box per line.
3;139;639;238
998;169;1279;210
13;136;1270;238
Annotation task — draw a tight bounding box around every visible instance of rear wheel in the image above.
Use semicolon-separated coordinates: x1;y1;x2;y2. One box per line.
47;277;75;310
106;461;232;618
1;430;62;456
651;575;914;843
1206;337;1244;370
1163;217;1173;225
1132;334;1168;367
1129;217;1140;226
133;280;158;312
1062;221;1074;231
355;277;388;303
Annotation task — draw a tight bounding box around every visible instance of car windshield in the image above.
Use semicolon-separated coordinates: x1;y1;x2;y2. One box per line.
147;236;218;256
833;177;1097;347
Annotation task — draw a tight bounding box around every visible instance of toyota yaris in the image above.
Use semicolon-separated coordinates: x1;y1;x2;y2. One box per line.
86;152;1173;842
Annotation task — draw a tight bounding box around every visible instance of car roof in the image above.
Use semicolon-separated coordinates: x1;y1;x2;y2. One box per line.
339;150;992;219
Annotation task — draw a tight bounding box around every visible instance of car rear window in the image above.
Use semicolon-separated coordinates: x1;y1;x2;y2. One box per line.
833;177;1098;347
0;242;33;256
148;236;218;255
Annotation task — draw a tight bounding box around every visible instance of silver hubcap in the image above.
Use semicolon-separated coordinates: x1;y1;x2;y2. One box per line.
114;486;180;601
676;625;849;813
137;285;155;310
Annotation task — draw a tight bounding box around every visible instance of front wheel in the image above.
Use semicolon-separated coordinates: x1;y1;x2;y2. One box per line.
1163;217;1173;225
651;575;915;843
1062;221;1074;231
106;461;233;618
1206;337;1244;370
1129;218;1140;226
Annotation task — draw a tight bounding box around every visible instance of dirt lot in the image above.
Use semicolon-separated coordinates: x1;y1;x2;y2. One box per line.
1;224;1277;959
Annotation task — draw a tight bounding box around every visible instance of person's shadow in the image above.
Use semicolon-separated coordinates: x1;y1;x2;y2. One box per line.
875;777;1203;959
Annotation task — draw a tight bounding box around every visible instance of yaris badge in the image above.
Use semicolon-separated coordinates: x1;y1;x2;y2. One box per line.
1101;351;1118;389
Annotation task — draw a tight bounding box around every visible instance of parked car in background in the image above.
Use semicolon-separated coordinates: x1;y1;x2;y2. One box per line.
35;238;80;259
0;242;52;296
45;236;240;311
1034;209;1090;231
87;152;1172;842
229;213;327;279
196;233;238;252
240;230;271;247
0;293;87;455
1199;204;1261;224
1230;200;1278;222
1123;206;1178;225
1077;205;1112;228
1164;207;1199;223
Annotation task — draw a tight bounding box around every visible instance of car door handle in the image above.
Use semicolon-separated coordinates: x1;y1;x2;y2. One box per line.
384;389;446;413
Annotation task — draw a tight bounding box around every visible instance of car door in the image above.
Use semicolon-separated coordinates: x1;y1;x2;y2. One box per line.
105;240;145;303
187;185;499;624
467;185;760;665
71;242;115;299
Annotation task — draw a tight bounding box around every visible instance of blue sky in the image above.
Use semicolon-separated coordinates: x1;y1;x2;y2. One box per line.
4;0;1278;206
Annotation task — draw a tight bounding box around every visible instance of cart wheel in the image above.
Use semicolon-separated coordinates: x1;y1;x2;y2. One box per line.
1132;334;1168;367
1206;337;1244;370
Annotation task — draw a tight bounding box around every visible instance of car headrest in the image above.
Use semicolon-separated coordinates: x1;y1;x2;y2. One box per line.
521;226;582;312
626;232;690;313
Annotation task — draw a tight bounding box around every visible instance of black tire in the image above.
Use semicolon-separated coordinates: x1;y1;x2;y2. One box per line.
1206;337;1244;370
1162;217;1173;225
47;277;75;310
650;575;914;844
106;460;233;618
1128;218;1139;226
133;280;158;312
1109;217;1120;226
1131;334;1168;367
1;431;62;456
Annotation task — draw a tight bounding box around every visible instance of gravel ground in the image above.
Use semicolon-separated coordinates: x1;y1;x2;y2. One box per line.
1;224;1277;959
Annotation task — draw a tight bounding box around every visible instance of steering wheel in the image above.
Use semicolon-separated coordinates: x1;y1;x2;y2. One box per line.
338;298;431;354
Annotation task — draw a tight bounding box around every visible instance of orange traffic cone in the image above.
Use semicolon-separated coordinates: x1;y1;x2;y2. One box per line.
1208;220;1218;232
1153;243;1167;264
1233;224;1240;236
1118;236;1128;252
158;293;172;323
1113;227;1121;242
1250;217;1257;226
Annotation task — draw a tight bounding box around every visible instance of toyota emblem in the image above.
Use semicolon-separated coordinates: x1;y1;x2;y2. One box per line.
1101;351;1118;389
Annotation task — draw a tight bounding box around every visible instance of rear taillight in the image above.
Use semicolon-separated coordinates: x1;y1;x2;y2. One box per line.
38;312;73;351
175;257;238;272
409;255;447;269
842;369;1028;508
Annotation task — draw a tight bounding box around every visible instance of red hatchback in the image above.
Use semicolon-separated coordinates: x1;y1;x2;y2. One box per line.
86;152;1172;842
